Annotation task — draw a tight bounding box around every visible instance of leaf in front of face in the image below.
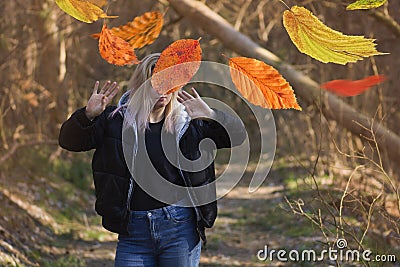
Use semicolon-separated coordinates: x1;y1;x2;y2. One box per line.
151;39;202;94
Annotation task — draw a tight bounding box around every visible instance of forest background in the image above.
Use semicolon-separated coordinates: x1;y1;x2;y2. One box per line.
0;0;399;266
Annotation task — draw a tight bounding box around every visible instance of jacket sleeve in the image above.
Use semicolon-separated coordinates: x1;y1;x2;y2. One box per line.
199;109;246;149
58;107;106;152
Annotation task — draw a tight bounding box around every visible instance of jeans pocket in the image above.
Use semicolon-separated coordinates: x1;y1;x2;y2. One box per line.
165;206;195;223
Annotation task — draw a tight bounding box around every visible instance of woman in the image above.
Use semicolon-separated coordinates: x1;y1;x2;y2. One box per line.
59;53;246;267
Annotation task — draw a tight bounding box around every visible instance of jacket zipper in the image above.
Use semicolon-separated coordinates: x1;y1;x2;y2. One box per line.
176;120;202;221
126;177;134;212
124;116;200;223
125;120;138;215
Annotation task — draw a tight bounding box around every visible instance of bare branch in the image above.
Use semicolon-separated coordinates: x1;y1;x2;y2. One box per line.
368;10;400;37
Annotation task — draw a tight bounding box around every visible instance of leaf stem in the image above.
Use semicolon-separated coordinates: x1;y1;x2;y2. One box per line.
221;53;230;61
163;7;170;16
277;0;291;10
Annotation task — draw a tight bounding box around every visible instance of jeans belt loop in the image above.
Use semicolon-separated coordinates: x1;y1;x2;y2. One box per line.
162;206;171;220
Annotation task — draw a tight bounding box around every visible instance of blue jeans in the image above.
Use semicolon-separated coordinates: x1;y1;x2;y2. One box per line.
115;205;201;267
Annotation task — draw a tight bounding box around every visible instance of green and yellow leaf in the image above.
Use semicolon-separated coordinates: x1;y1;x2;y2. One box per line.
346;0;387;10
56;0;117;23
283;6;387;65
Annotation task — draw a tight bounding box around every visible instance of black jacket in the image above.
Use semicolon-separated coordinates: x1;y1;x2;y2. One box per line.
58;105;246;244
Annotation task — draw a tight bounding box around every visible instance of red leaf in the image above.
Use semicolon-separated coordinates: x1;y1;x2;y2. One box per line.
321;75;387;97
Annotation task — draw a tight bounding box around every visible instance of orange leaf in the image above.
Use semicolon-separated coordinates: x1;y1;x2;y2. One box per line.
112;11;164;49
228;57;301;110
98;24;139;66
151;39;202;94
321;75;387;97
91;11;164;49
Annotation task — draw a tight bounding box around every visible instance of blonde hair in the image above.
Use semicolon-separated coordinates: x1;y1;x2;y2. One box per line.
125;53;181;134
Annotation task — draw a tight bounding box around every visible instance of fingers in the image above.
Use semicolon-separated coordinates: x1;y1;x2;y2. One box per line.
101;85;119;106
104;82;118;97
96;80;118;99
177;88;201;105
108;85;120;100
177;94;184;103
99;81;111;95
178;90;195;102
92;81;100;95
191;87;200;98
182;90;194;100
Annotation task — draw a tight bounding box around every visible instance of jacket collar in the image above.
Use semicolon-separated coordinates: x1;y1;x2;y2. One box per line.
119;90;191;137
121;97;191;157
117;91;131;116
173;104;191;140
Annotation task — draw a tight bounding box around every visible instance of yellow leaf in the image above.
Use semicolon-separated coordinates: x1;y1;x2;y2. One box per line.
346;0;387;10
56;0;117;23
91;11;164;49
283;6;386;65
228;57;301;110
86;0;108;7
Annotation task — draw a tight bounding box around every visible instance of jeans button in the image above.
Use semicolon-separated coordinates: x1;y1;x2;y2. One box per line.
147;212;152;217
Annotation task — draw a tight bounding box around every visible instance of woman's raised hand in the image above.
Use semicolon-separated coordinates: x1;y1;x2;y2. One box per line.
85;81;120;120
177;87;216;120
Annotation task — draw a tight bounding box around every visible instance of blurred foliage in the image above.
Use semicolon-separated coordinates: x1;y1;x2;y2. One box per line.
41;255;86;267
51;153;93;192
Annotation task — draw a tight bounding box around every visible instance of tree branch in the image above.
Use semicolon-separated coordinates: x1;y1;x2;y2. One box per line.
368;10;400;37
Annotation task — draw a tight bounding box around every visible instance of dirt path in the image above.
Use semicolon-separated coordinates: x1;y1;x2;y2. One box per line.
0;164;323;267
66;171;318;267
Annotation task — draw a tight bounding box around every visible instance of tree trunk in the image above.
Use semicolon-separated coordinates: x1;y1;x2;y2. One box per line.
34;0;63;137
167;0;400;163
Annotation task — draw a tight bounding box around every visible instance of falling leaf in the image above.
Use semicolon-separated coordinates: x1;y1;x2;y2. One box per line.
55;0;117;23
151;39;202;94
86;0;107;7
228;57;301;110
92;11;164;49
346;0;387;10
98;24;139;66
321;74;387;96
283;6;386;65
